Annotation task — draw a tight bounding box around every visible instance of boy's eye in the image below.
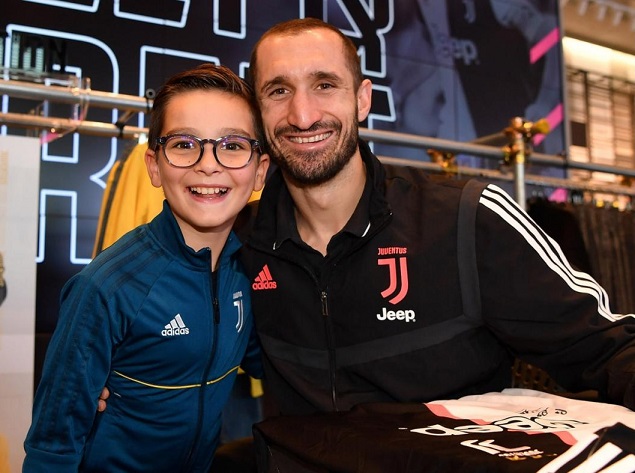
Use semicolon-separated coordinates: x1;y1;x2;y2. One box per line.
221;140;249;152
173;140;196;150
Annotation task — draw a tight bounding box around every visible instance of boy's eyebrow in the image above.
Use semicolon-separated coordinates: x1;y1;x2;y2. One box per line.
218;127;255;138
163;127;255;138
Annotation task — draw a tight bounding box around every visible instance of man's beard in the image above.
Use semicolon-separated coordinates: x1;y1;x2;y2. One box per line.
268;119;358;186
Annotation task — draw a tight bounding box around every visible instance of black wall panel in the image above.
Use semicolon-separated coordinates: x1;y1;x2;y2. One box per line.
0;0;566;382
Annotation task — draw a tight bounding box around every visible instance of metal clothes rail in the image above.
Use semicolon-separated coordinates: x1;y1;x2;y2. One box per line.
2;76;635;203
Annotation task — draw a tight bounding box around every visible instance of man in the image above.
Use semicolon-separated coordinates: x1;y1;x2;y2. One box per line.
93;16;635;472
238;17;635;417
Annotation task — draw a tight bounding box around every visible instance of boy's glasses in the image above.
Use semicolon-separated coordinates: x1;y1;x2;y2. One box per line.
156;134;261;169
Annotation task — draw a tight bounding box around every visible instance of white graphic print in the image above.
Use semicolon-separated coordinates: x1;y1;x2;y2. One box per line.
161;313;189;336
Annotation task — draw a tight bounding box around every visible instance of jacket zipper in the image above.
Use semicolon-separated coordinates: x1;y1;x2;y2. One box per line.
249;210;392;413
183;258;220;471
321;290;339;411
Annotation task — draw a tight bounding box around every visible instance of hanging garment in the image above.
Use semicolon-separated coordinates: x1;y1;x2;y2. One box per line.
526;197;593;275
93;143;164;256
573;204;635;314
0;435;9;473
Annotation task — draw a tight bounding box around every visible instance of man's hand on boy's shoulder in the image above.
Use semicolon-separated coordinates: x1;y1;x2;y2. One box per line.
98;387;109;412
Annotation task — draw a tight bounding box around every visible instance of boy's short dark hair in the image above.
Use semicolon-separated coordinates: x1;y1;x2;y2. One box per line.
147;64;261;151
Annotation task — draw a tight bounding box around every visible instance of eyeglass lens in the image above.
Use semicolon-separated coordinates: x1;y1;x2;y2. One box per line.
163;135;254;168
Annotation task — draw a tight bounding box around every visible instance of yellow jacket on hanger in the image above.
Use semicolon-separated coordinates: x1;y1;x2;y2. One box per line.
93;143;164;256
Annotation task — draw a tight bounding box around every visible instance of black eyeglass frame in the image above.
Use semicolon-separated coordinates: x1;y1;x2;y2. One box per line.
155;133;262;169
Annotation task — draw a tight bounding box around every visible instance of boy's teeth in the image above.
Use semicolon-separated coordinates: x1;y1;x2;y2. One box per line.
190;187;227;195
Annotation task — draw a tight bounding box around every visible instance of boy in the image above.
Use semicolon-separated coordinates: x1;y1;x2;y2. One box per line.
23;64;269;472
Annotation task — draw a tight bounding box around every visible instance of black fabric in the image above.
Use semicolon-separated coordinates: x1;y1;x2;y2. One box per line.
526;198;593;275
253;402;573;473
242;140;635;414
574;205;635;314
457;178;489;322
528;198;635;315
242;143;514;415
211;438;258;473
548;423;635;472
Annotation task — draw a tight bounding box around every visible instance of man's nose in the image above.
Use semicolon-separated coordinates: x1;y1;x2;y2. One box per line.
286;90;322;129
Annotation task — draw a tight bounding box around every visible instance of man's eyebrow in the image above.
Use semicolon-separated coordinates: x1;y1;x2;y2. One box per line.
312;71;342;83
260;71;343;93
260;75;288;93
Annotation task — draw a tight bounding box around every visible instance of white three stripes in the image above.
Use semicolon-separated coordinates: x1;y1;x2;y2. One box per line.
480;184;634;323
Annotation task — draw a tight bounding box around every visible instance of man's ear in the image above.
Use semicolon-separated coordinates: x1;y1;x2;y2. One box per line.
357;78;373;122
144;148;162;188
253;153;270;192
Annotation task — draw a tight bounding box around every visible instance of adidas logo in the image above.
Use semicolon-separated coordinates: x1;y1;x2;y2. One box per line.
161;313;190;336
252;264;277;290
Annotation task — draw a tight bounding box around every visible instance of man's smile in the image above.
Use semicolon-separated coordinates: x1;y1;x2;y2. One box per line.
288;132;332;144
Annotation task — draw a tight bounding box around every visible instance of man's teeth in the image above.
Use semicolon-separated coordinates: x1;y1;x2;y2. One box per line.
289;132;331;144
190;187;228;195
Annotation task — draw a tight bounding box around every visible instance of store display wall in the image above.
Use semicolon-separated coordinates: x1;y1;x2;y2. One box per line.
0;1;565;470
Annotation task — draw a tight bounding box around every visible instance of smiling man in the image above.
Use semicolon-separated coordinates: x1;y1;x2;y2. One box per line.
238;17;635;419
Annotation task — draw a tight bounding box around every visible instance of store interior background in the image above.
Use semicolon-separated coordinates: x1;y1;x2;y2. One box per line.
1;0;635;471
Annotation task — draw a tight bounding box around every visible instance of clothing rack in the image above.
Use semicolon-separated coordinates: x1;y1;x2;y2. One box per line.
376;154;635;200
2;76;635;202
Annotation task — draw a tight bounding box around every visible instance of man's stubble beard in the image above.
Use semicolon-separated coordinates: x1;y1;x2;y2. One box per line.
268;117;359;186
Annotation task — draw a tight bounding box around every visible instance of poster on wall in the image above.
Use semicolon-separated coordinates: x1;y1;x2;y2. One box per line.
0;136;39;473
0;0;566;418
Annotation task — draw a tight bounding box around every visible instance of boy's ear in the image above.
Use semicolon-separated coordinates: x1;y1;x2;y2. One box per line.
253;153;270;192
145;148;162;188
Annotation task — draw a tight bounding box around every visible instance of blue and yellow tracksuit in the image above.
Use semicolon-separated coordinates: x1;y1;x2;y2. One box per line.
24;201;261;472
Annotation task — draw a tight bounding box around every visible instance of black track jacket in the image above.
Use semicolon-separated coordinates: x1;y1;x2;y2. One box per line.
239;139;635;416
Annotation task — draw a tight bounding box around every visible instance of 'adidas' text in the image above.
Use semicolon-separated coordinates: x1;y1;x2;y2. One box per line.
253;280;277;290
162;327;189;336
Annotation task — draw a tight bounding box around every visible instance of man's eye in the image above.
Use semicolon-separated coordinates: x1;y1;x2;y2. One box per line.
270;88;286;96
317;83;334;90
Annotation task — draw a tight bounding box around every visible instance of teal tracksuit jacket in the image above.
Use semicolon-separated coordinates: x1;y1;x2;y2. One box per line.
23;201;261;472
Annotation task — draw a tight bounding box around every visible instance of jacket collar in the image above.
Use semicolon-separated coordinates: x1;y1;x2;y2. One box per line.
149;200;241;268
249;139;391;249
